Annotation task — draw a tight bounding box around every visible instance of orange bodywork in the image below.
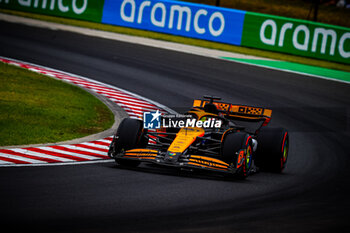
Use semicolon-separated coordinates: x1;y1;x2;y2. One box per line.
168;127;205;153
189;155;230;170
124;149;158;159
236;150;245;169
192;99;272;125
187;162;228;171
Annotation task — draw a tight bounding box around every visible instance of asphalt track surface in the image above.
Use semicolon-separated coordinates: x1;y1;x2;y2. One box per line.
1;21;350;233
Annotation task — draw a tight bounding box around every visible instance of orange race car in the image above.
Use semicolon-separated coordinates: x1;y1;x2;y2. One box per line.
108;96;289;179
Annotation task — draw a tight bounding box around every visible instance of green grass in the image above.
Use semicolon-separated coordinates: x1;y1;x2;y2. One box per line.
1;9;349;73
0;62;114;146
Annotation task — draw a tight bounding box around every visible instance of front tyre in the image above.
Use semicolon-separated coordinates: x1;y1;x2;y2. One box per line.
108;118;147;167
221;132;253;179
255;127;289;173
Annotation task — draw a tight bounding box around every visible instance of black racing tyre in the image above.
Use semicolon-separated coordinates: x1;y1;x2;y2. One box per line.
109;118;148;167
221;132;253;179
255;127;289;173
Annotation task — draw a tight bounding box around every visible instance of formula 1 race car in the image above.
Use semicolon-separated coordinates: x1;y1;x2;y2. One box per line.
108;96;289;179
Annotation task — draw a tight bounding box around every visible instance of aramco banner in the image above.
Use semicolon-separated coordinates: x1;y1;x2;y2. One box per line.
242;12;350;64
101;0;246;46
0;0;105;22
1;0;349;64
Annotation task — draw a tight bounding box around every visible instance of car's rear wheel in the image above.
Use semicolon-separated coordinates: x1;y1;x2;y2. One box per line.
255;127;289;173
221;132;253;179
108;118;148;167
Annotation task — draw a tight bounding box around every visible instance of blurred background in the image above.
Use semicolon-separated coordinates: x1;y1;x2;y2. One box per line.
182;0;350;27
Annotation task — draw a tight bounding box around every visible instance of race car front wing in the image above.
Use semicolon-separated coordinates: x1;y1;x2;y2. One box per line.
111;148;238;174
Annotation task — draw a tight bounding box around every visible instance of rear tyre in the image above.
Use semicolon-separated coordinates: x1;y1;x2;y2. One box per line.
221;132;253;179
108;118;148;167
255;127;289;173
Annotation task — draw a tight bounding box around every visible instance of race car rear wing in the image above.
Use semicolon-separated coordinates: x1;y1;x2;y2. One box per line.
192;99;272;126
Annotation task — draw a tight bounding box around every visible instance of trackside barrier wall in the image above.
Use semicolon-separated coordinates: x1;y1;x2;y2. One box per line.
0;0;349;64
242;12;350;64
0;0;105;22
101;0;245;45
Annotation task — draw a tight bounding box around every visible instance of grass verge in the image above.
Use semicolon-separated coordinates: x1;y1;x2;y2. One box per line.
0;62;114;146
1;9;349;73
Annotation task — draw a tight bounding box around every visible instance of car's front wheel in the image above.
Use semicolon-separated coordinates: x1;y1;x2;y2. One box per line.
108;118;148;167
221;132;253;179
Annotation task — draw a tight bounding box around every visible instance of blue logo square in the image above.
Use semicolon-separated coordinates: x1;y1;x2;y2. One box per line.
143;110;161;129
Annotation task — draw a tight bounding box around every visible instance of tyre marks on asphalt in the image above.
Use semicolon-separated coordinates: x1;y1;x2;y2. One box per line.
0;57;166;166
